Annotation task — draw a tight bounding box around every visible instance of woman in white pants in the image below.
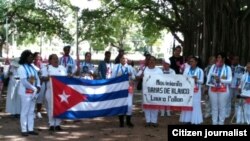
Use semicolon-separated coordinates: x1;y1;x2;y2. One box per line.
111;54;136;128
206;52;232;125
237;62;250;124
41;54;67;131
137;56;163;127
180;56;204;124
18;50;41;136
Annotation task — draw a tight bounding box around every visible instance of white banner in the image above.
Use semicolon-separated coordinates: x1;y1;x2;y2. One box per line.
143;74;194;108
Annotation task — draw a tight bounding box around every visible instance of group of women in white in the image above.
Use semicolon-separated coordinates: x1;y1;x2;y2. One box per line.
4;45;250;137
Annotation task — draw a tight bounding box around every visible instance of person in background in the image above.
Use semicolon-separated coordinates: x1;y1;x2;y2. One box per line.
180;56;204;125
80;52;96;80
115;49;125;64
5;58;21;118
59;45;77;76
206;52;232;125
0;66;4;113
98;51;113;79
238;62;250;124
169;45;185;74
227;55;245;118
112;54;136;128
160;58;175;117
33;52;44;119
137;56;163;127
41;54;67;131
18;50;41;136
136;52;151;91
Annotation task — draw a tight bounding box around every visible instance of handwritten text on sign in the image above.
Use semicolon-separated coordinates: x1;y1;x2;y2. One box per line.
143;74;194;107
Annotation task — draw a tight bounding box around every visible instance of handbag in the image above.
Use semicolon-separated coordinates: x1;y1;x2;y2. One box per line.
136;67;145;90
137;78;143;90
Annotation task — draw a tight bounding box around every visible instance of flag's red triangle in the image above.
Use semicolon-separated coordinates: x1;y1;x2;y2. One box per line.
51;77;86;117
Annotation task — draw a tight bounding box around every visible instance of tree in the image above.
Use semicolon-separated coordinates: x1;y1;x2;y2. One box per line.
92;0;250;64
77;0;159;52
0;0;73;57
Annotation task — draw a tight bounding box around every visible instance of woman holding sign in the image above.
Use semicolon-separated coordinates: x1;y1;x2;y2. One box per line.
137;56;163;127
180;56;204;125
206;52;232;125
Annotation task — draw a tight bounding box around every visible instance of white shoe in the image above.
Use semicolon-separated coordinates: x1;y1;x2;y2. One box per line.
37;112;42;119
166;111;171;116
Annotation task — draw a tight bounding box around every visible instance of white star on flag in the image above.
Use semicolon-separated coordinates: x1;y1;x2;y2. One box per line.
58;91;70;103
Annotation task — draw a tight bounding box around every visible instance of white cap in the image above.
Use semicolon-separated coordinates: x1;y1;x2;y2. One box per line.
163;58;171;65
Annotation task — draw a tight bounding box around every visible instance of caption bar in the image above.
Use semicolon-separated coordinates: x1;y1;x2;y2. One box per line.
168;125;250;140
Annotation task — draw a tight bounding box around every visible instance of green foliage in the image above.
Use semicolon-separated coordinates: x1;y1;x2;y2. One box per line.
0;0;73;56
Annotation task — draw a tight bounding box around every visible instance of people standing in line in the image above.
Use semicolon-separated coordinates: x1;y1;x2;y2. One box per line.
18;50;41;136
5;58;21;118
169;45;185;74
180;56;204;125
114;49;124;64
59;45;77;76
112;54;136;128
206;52;232;125
227;55;245;118
137;56;163;127
41;54;67;131
160;58;175;117
80;52;96;80
33;52;44;119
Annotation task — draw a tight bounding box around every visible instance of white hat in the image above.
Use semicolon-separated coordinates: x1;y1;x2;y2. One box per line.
163;58;171;65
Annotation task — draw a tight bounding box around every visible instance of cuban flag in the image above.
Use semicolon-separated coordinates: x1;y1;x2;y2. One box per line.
51;74;129;119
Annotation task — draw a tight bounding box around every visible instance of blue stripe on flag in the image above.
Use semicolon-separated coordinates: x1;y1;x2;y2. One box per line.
84;90;128;102
55;106;128;119
53;74;129;86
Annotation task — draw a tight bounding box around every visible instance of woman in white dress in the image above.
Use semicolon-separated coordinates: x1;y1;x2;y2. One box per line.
206;52;232;125
137;56;163;127
180;56;204;124
41;54;67;131
5;59;21;117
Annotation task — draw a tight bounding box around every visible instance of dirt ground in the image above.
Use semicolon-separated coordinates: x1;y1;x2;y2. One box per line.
0;89;234;141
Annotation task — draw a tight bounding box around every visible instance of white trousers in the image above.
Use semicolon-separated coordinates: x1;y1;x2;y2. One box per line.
20;94;36;132
209;89;229;125
144;109;159;123
226;88;238;117
127;94;133;115
46;90;61;126
36;83;46;104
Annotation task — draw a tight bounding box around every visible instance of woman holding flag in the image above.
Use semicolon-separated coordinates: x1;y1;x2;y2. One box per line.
179;56;204;125
18;50;41;136
112;54;136;128
41;54;67;131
